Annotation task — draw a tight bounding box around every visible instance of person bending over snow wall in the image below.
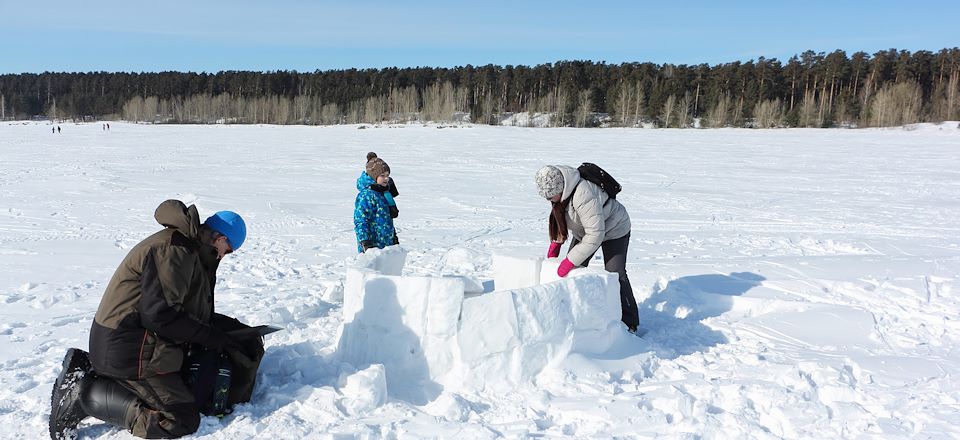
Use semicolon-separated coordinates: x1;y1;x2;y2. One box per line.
355;155;399;252
535;164;640;333
49;200;265;439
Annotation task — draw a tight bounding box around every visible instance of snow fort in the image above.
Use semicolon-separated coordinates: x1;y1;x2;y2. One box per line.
336;246;623;403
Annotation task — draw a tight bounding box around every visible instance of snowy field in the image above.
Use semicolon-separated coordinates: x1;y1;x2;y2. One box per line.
1;121;959;439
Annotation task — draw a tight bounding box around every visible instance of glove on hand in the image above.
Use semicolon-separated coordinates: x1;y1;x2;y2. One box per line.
557;258;576;278
389;205;399;218
547;242;562;258
204;327;240;352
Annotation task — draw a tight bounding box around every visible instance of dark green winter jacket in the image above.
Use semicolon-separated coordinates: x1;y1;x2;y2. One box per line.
89;200;225;379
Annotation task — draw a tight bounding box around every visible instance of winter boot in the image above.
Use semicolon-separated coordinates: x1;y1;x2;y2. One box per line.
78;376;138;431
49;348;92;440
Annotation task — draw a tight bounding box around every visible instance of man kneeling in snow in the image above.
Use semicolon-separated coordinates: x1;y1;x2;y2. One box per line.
50;200;264;439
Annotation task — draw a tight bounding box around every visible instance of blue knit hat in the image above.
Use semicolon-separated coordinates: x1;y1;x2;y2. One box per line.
204;211;246;250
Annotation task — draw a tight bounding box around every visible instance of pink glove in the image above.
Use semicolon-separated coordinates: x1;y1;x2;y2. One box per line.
547;242;562;258
557;258;575;277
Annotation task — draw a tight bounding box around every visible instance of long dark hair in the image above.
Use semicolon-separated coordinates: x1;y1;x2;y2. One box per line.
548;197;570;243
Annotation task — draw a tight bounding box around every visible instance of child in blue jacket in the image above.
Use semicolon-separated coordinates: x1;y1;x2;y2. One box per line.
354;154;399;252
365;152;399;217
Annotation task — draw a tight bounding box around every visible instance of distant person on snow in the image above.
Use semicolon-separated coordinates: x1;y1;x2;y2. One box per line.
355;154;399;252
535;165;640;333
50;200;265;439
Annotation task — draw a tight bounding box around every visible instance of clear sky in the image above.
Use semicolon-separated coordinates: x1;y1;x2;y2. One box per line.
2;0;957;74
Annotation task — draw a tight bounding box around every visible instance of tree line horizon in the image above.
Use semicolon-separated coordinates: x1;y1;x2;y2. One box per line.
2;48;958;128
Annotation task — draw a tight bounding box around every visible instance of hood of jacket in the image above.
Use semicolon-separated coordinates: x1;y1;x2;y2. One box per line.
154;199;201;240
553;165;582;202
357;171;376;192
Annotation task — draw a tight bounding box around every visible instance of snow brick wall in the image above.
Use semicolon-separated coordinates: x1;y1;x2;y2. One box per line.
336;246;622;402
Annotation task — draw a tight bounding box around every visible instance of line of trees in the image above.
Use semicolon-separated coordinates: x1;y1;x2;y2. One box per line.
2;48;959;128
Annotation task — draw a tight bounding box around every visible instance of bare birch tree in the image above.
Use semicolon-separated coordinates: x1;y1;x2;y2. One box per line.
143;96;158;123
832;98;853;127
947;70;960;121
868;81;922;127
421;82;465;122
661;94;676;127
122;96;144;122
554;88;569;127
575;90;592;127
705;93;733;127
346;100;363;124
676;93;692;128
798;89;819;127
47;98;58;121
293;95;310;124
612;81;646;127
320;103;341;125
276;96;292;124
363;95;386;123
753;99;784;128
932;70;960;121
421;83;443;122
615;81;634;126
633;82;645;126
388;86;418;122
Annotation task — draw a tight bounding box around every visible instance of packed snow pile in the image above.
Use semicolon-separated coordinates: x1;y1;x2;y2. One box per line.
337;246;622;400
497;112;554;127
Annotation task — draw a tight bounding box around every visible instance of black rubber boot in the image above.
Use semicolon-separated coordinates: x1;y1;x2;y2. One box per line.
79;376;138;430
49;348;92;440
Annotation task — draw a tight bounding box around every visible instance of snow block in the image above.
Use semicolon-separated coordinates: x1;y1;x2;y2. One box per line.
442;275;485;294
566;268;622;330
352;245;407;276
338;251;622;398
341;246;409;331
337;364;387;415
541;259;620;326
492;253;542;290
565;273;622;354
457;289;522;385
456;272;621;389
338;272;463;402
509;282;576;381
540;257;609;284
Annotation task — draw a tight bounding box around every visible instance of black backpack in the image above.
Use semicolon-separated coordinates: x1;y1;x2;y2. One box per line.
577;162;622;199
183;349;233;416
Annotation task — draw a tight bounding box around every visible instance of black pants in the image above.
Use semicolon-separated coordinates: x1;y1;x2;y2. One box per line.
118;374;199;438
571;233;639;330
115;314;264;438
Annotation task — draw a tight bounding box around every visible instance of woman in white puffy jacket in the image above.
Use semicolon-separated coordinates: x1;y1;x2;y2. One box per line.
535;165;639;332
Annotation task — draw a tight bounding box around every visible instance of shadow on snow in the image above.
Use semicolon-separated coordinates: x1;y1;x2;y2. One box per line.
637;271;765;359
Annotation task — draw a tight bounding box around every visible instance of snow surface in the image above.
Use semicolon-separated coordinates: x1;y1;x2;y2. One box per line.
2;121;960;439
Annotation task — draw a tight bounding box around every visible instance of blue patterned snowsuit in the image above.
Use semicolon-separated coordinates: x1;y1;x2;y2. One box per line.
354;172;397;253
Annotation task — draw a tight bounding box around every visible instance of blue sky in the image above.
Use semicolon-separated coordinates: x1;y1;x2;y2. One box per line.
2;0;957;73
